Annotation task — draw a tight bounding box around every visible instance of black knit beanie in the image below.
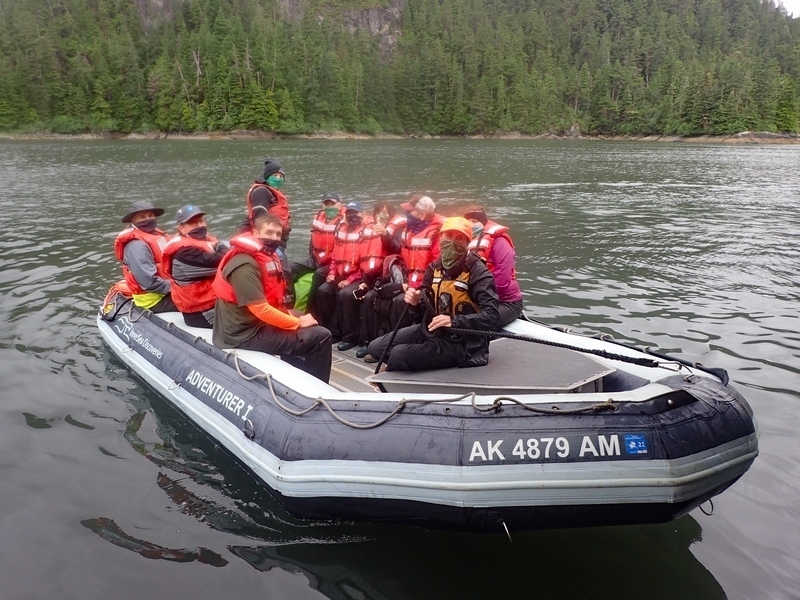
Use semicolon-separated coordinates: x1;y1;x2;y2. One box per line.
463;206;488;226
262;158;284;179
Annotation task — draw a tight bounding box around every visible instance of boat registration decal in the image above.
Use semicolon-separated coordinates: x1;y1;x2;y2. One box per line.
463;432;653;464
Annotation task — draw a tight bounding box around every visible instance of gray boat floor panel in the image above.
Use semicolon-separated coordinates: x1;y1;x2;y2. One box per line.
331;338;615;395
330;346;379;393
367;338;615;394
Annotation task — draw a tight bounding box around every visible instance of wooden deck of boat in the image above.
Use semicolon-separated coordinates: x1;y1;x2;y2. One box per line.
330;346;379;393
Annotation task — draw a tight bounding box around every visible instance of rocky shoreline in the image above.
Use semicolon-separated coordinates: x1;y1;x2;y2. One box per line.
2;129;799;144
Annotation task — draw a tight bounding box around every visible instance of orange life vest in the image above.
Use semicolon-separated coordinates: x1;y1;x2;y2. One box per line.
161;234;220;313
212;234;288;310
385;214;407;237
331;224;365;278
400;216;444;288
246;183;290;230
358;224;387;276
113;227;170;296
468;220;516;278
310;207;345;266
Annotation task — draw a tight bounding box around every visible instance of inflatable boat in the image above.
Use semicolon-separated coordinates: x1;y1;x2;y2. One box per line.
97;289;758;532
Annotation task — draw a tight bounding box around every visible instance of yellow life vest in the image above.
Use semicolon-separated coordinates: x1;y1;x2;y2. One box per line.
431;263;480;317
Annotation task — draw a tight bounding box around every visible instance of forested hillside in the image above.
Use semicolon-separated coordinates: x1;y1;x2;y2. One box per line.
0;0;798;135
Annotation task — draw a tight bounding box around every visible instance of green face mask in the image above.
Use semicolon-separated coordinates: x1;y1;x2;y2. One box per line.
266;174;285;189
440;239;467;269
323;206;339;220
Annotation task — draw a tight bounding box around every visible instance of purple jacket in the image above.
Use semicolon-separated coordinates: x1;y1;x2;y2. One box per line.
489;236;522;303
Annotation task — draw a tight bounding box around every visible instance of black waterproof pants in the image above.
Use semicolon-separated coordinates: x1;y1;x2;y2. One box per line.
237;324;332;383
336;282;365;344
498;300;524;327
183;308;214;329
147;294;178;314
367;324;462;372
359;290;387;346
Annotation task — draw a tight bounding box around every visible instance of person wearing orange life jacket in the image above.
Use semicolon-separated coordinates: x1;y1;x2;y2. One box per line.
238;158;296;309
240;158;291;245
342;202;402;356
383;195;445;331
315;201;369;348
291;193;345;319
309;192;346;269
161;205;229;329
114;200;177;313
212;212;331;382
463;205;523;327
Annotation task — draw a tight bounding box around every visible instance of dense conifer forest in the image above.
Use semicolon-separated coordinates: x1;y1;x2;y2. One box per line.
0;0;798;135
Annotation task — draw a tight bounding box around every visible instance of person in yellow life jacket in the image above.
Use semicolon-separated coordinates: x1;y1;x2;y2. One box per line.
240;158;291;247
463;205;523;326
114;200;177;313
315;201;368;348
366;217;500;371
212;212;332;383
161;205;229;329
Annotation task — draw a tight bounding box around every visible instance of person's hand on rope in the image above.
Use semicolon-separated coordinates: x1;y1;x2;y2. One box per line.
404;287;421;306
428;314;452;332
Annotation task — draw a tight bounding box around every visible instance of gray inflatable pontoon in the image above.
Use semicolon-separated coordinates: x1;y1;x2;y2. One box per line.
98;291;758;532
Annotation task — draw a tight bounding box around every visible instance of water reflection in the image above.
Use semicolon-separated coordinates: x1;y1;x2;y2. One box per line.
229;515;725;599
81;517;228;567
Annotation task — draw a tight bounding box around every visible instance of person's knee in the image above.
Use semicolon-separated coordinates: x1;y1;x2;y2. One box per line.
310;326;332;346
367;334;387;358
386;344;413;370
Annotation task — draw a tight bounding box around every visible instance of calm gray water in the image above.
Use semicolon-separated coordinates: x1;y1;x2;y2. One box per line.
1;139;798;599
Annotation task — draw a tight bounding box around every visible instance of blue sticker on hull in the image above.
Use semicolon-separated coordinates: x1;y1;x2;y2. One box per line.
624;434;649;455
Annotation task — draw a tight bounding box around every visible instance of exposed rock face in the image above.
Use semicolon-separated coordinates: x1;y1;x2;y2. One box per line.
278;0;406;55
134;0;176;30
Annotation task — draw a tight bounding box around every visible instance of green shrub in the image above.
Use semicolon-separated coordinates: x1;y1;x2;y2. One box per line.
50;115;86;134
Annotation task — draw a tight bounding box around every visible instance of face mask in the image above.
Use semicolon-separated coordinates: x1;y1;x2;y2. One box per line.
323;206;339;220
266;174;284;189
406;212;427;234
347;214;363;226
187;226;208;240
472;224;484;238
259;239;281;253
440;239;467;269
134;218;157;234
